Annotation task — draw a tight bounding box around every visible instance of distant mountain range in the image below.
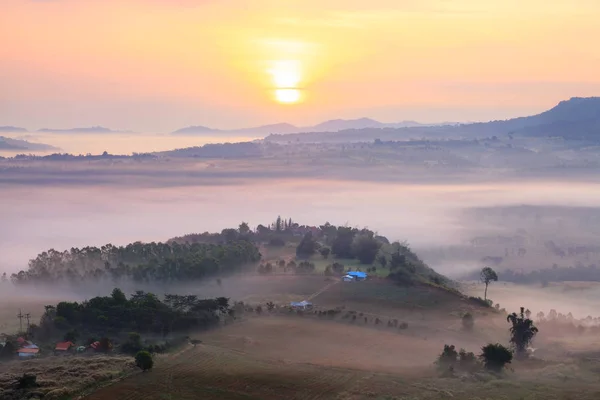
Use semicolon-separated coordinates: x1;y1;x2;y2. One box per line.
0;136;60;152
171;118;455;136
0;126;28;133
0;126;133;134
37;126;132;134
264;97;600;143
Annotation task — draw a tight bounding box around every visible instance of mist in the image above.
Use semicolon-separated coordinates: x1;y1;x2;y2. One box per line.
3;174;600;276
1;131;261;155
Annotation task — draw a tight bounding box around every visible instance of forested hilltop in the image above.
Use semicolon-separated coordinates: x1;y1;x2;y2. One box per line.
2;218;449;288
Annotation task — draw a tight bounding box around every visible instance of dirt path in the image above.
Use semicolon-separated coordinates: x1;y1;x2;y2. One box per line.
307;279;340;301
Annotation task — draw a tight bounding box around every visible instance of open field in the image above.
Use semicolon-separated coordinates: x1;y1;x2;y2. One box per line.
82;316;600;400
0;355;136;400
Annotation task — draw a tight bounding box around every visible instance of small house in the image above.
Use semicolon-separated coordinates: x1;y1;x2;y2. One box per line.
290;300;313;310
342;275;354;282
346;271;367;281
17;346;39;358
55;341;74;354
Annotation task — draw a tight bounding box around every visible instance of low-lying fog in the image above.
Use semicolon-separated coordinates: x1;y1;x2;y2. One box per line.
3;132;260;155
3;177;600;276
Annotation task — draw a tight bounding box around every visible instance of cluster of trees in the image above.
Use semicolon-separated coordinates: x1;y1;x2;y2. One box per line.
294;224;386;264
257;260;316;274
500;264;600;285
7;240;261;284
30;288;230;343
438;306;539;375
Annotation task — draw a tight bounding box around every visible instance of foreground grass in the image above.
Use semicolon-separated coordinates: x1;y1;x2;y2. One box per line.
0;355;136;400
81;341;600;400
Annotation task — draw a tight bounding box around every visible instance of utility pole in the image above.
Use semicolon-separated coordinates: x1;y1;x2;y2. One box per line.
17;309;24;333
25;313;31;332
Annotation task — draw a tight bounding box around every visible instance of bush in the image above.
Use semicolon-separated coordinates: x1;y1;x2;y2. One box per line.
398;322;408;330
17;373;38;389
458;349;479;372
462;313;474;330
436;344;458;370
135;350;154;372
469;296;493;308
480;343;513;372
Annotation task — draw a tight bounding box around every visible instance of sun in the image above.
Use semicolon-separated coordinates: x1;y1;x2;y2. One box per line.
268;60;303;104
275;88;301;104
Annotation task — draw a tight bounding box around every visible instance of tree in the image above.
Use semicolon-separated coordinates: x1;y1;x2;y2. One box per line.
122;332;143;354
296;232;318;258
63;329;79;343
376;255;387;268
319;247;331;259
135;350;154;372
97;337;113;353
462;313;474;331
507;307;539;357
0;272;7;282
351;234;382;264
111;288;127;304
480;267;498;301
479;343;512;372
238;222;250;235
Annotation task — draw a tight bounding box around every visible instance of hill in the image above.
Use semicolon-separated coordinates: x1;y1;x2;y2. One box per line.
0;126;27;133
0;136;59;152
265;97;600;143
37;126;131;134
171;119;444;136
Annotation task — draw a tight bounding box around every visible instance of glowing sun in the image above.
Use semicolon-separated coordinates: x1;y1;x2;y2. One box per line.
268;60;303;104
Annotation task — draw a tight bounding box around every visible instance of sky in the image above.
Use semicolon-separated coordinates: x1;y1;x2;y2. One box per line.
1;0;600;132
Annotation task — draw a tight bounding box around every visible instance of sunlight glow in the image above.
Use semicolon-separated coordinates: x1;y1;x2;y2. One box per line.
268;60;303;104
275;88;301;104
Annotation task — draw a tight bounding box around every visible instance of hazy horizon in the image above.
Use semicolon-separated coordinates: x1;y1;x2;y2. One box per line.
2;1;600;131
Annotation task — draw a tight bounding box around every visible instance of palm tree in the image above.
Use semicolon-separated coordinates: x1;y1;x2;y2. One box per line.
507;307;539;357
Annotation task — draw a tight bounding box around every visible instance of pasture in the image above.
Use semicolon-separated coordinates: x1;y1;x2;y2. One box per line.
82;316;600;400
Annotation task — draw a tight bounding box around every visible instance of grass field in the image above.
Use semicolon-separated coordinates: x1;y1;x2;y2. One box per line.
5;274;600;400
81;316;600;400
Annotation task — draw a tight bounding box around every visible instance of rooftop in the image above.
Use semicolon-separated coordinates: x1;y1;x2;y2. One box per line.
55;341;74;351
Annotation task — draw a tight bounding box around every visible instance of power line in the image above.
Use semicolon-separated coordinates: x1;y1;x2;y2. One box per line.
17;309;23;334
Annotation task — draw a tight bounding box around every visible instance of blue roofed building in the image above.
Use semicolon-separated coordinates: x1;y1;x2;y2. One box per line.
346;271;367;280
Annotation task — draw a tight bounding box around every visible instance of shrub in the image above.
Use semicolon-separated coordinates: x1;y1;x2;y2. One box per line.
468;296;493;308
17;373;38;389
458;349;479;372
480;343;513;372
462;313;474;331
399;322;408;330
436;344;458;370
135;351;154;372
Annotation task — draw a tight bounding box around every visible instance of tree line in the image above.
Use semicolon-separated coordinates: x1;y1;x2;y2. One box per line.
6;239;260;285
0;288;231;362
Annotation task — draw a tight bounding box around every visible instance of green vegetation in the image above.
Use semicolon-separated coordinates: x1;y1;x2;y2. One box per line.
480;343;513;372
135;351;154;372
25;288;230;352
507;307;539;358
11;240;260;285
480;266;498;301
462;312;474;331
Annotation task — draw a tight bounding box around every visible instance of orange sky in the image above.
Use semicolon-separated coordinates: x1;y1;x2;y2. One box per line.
1;0;599;131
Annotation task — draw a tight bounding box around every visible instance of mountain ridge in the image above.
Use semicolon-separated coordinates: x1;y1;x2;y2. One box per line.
172;118;446;136
264;97;600;143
